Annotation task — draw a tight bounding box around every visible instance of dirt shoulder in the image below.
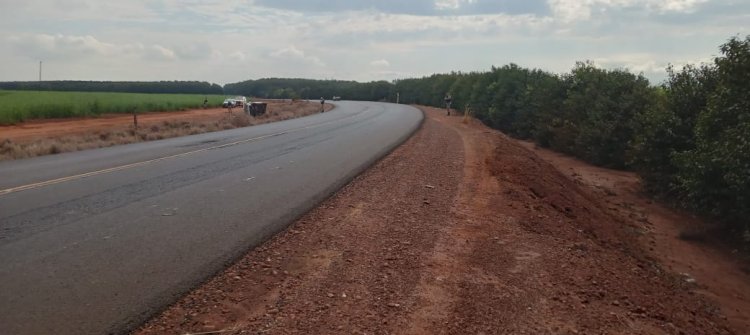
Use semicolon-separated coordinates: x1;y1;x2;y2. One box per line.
136;106;739;335
0;100;333;161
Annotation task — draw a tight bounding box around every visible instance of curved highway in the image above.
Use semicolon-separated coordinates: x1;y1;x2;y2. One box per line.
0;101;423;335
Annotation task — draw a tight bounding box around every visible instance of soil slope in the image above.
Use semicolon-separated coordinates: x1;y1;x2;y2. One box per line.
135;106;739;335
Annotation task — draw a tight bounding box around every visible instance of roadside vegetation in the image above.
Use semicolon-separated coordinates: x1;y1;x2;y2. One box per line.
0;91;225;124
225;36;749;243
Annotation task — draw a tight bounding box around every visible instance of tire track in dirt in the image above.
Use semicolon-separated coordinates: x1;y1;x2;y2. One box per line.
405;115;505;334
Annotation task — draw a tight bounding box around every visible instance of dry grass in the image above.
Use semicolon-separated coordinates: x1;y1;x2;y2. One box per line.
461;105;472;124
0;101;330;161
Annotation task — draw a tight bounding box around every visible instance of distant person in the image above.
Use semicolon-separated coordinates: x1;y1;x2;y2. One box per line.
203;97;208;108
320;97;325;113
444;93;453;116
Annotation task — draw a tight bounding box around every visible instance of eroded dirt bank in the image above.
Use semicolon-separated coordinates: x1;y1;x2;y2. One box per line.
136;106;739;335
516;140;750;333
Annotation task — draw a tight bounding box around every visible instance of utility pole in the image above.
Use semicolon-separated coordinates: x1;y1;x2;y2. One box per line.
39;61;42;82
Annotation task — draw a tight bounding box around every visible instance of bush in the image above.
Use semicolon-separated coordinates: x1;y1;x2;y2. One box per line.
672;36;750;233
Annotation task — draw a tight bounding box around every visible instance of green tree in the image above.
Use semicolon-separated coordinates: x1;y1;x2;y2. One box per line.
631;64;718;194
674;36;750;232
561;62;656;168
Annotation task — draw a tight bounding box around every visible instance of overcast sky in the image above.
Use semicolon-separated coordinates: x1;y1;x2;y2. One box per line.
0;0;747;85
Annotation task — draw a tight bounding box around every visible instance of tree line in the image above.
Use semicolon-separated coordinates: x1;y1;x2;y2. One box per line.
0;80;223;95
224;78;395;101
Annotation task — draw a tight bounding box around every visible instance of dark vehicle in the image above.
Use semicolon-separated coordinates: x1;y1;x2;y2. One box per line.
245;102;267;117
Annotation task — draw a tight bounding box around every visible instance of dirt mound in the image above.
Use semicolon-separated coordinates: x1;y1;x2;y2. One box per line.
478;130;729;334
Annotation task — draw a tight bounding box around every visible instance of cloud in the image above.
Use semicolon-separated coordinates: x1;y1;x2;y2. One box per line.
370;59;391;67
652;0;710;13
143;45;177;61
303;12;551;38
0;0;160;23
252;0;550;16
174;44;214;61
269;45;325;66
435;0;472;11
228;51;247;61
547;0;712;22
593;53;714;79
7;33;178;61
7;34;120;60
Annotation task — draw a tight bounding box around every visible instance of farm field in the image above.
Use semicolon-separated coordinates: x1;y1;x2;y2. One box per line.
0;100;333;161
0;90;226;124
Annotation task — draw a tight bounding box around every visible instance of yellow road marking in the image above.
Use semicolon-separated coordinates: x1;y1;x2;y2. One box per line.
0;111;361;197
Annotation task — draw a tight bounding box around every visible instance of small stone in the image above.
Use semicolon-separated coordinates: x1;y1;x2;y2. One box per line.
327;293;334;298
681;273;697;284
341;293;347;298
387;303;400;308
612;300;620;306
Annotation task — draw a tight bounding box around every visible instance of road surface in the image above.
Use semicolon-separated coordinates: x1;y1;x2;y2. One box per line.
0;101;423;335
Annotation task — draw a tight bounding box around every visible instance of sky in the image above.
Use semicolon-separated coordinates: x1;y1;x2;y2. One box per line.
0;0;748;85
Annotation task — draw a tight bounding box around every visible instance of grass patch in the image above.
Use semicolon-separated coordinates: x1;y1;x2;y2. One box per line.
0;90;225;124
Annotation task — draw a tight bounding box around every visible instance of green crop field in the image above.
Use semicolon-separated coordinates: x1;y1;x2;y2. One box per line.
0;90;226;125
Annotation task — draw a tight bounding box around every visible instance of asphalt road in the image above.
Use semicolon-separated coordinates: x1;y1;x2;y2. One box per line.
0;101;423;335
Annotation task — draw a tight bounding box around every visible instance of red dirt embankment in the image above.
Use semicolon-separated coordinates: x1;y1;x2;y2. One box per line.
136;107;745;334
517;140;750;333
